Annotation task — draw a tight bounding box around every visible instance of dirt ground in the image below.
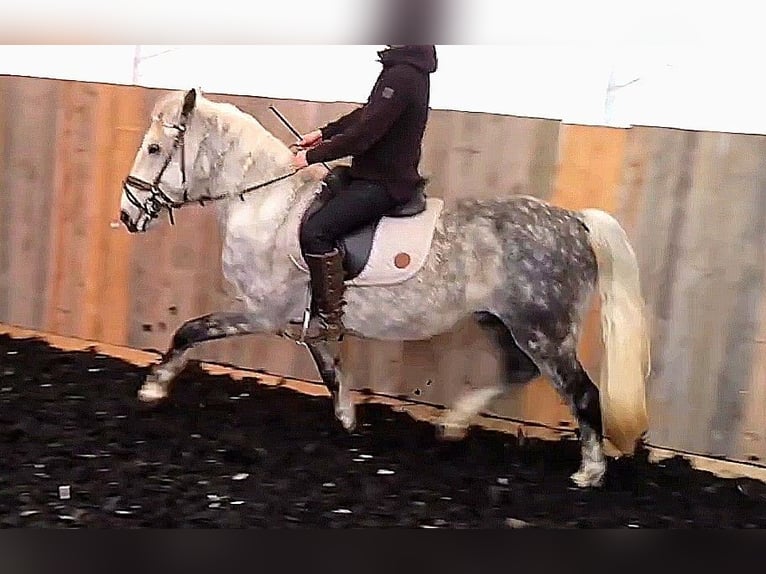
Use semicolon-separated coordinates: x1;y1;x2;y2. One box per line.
1;333;764;528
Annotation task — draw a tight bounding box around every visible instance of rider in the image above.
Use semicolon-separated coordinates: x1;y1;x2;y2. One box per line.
290;44;438;342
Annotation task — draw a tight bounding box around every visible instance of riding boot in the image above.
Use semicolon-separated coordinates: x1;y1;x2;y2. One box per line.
302;248;346;342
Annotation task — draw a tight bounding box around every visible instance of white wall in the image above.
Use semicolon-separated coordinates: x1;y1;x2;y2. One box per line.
0;45;137;86
0;1;763;133
130;45;615;124
605;44;766;134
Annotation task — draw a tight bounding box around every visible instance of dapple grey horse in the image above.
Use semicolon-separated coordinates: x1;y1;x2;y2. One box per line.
118;89;650;488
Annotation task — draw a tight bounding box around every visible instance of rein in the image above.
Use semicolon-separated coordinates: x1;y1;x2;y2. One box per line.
122;101;300;228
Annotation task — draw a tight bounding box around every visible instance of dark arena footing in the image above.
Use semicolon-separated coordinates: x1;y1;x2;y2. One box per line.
0;332;765;528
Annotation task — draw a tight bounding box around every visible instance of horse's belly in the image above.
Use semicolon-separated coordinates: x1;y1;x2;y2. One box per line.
343;287;468;341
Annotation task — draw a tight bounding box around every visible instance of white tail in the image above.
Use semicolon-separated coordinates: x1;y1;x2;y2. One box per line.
579;208;650;455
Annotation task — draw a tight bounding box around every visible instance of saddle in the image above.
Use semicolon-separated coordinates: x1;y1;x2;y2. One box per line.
299;166;430;281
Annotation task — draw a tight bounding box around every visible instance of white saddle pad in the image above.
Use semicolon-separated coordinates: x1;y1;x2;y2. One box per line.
290;197;444;287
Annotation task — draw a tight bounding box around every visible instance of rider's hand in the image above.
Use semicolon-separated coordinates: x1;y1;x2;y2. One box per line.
292;150;309;170
297;130;322;148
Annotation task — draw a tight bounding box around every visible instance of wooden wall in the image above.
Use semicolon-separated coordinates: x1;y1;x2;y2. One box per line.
1;74;765;467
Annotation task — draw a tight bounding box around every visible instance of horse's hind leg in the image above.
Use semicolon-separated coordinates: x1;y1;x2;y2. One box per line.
495;317;605;488
138;312;260;403
557;362;606;487
527;342;604;487
547;354;604;487
437;312;541;440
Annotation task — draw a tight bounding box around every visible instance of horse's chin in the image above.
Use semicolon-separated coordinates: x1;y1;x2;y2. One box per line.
136;215;163;233
119;220;142;234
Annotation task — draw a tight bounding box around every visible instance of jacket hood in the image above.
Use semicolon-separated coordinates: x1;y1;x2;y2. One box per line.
378;45;438;74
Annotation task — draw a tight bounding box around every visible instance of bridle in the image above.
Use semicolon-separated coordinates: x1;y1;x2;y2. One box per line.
121;100;300;230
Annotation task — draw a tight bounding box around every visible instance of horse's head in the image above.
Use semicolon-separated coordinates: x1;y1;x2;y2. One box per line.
120;87;326;234
119;88;200;233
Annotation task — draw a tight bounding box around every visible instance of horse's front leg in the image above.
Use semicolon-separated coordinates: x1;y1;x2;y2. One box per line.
305;340;356;432
138;312;264;403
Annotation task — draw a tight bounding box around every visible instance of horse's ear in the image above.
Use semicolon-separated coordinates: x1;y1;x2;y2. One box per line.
181;88;198;117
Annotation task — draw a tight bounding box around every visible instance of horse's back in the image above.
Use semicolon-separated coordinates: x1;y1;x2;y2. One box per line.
448;195;590;248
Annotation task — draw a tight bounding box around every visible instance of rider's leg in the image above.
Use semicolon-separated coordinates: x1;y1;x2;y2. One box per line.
298;180;399;342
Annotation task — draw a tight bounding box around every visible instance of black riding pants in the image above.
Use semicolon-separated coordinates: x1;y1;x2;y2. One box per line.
300;179;400;255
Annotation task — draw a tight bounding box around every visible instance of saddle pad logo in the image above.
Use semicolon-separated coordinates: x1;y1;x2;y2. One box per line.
381;86;395;99
394;253;411;269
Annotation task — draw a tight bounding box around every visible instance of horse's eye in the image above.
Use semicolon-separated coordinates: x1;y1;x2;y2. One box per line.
147;143;161;155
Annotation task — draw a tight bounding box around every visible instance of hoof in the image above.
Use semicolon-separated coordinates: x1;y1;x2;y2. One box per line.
337;410;356;432
436;421;467;442
335;402;357;432
138;378;168;403
570;466;605;488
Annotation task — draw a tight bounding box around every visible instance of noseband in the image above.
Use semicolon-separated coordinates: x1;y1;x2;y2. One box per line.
122;105;192;226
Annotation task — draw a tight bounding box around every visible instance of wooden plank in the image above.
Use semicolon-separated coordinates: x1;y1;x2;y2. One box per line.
738;298;766;464
528;120;562;201
734;139;766;462
64;82;104;339
678;133;731;454
44;80;77;336
706;134;766;460
420;108;452;200
45;81;105;338
387;339;436;402
96;84;145;345
79;84;115;340
440;110;472;204
647;447;766;481
357;339;405;395
549;124;627;213
627;128;697;448
3;76;59;330
651;131;766;456
640;129;707;451
614;127;649;241
0;77;9;321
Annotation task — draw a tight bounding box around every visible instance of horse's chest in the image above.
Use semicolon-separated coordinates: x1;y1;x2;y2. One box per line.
221;238;273;296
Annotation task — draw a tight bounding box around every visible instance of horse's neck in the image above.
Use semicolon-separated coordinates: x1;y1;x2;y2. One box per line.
195;105;292;194
193;100;321;268
217;181;296;251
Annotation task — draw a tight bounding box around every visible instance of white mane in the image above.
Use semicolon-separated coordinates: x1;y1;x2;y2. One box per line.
153;89;323;204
